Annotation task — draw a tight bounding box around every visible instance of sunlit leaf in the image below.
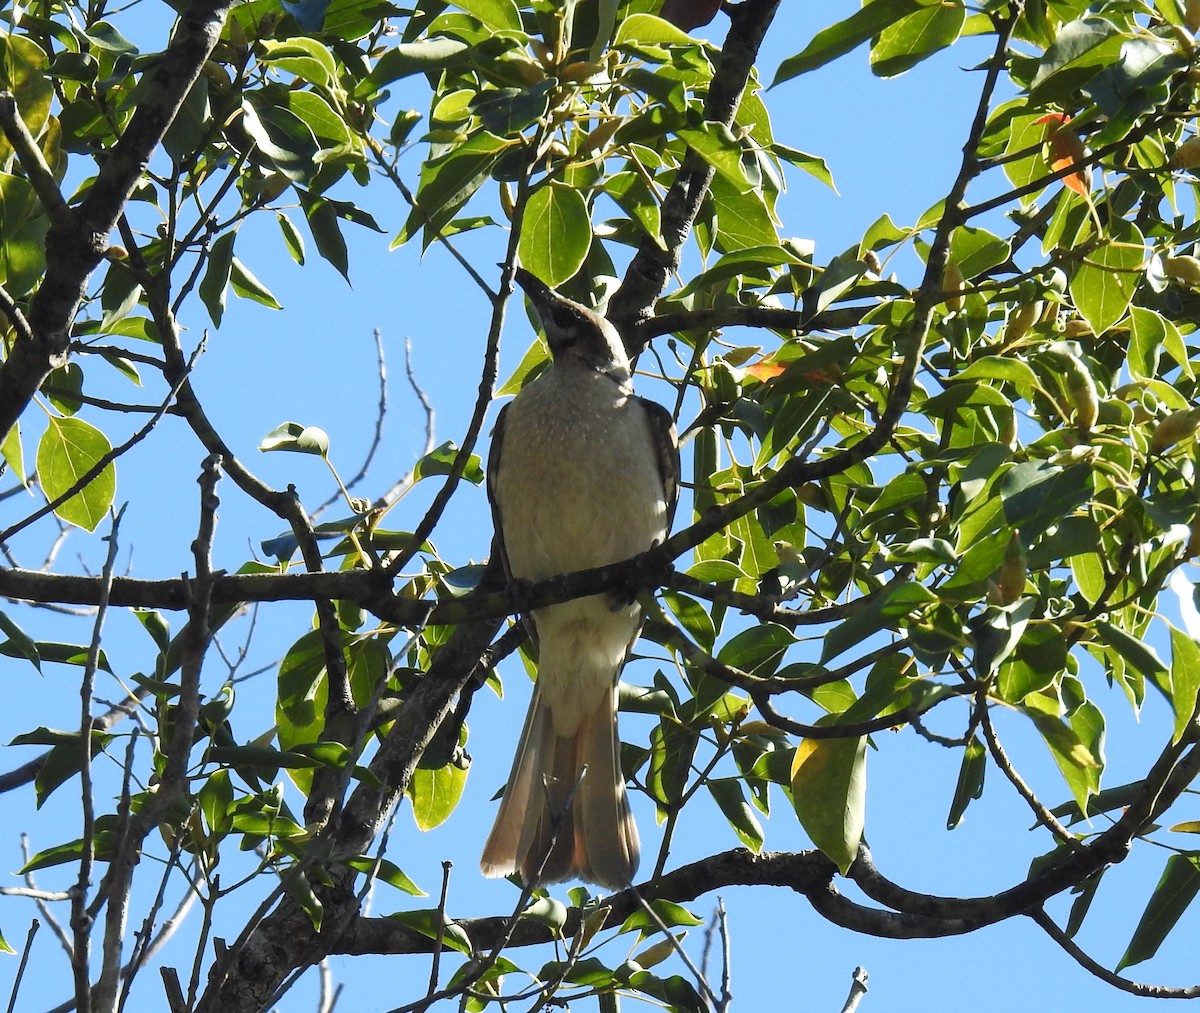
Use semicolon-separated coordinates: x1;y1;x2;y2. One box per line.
36;417;116;531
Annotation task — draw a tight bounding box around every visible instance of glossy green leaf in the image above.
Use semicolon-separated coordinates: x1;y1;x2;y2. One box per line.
412;440;484;484
0;609;40;670
453;0;521;32
1117;853;1200;971
366;37;470;90
1069;221;1145;334
36;417;116;531
345;856;426;895
258;37;338;88
408;762;468;830
870;2;965;78
517;185;591;288
230;257;283;309
773;0;924;83
396;131;512;247
276;211;306;265
1169;624;1200;743
614;13;697;47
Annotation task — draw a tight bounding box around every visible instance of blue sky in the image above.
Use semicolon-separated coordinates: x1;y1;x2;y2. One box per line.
2;3;1199;1010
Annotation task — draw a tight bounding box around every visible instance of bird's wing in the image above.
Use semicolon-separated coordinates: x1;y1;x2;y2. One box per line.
486;400;515;581
487;401;538;646
637;396;680;532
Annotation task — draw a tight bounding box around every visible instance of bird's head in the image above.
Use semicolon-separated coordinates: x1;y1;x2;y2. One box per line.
514;268;631;382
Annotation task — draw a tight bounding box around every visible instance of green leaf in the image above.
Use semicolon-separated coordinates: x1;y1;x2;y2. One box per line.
36;417;116;531
771;143;836;190
257;37;338;88
772;0;924;84
1069;220;1144;334
717;624;795;677
305;196;350;281
1029;17;1123;106
412;440;484;484
386;910;473;953
395;131;512;247
199;769;234;836
452;0;521;32
677;122;754;193
0;610;40;670
1025;698;1104;813
0;36;53;169
0;172;49;298
517;185;591;288
471;82;552;136
707;777;764;852
199;231;236;327
952;355;1039;391
1168;624;1200;743
708;172;779;251
790;730;866;874
618;899;703;936
276;211;306;265
1117;853;1200;971
821;582;935;663
9;727;116;807
275;630;331;792
242;92;319;182
345;856;426;895
870;2;965;78
85;20;138;53
230;258;283;309
1;420;24;485
946;734;985;830
0;641;111;671
408;762;468;830
1000;460;1093;544
366;37;470;90
287;90;353;152
614;12;697;47
259;421;330;456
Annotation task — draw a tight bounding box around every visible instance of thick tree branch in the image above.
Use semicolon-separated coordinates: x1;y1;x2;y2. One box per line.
609;0;781;340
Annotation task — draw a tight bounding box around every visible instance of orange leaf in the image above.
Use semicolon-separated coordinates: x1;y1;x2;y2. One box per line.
1036;113;1091;196
745;359;786;381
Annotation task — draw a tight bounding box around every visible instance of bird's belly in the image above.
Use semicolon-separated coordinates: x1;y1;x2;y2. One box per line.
495;394;667;581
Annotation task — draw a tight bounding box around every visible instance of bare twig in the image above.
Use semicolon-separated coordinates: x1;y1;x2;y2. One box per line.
839;967;869;1013
73;504;125;1013
5;919;40;1013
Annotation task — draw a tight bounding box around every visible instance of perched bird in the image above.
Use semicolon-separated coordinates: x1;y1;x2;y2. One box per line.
480;268;678;890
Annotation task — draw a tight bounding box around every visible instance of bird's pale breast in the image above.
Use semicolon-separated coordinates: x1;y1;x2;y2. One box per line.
494;369;667;583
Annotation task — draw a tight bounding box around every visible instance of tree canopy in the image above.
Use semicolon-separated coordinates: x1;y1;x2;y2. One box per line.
3;0;1200;1009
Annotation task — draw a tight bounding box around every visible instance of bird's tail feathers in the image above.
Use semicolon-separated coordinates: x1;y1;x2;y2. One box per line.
480;682;638;890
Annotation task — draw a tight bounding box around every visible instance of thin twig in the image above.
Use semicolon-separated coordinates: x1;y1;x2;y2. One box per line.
73;504;125;1013
5;919;40;1013
1029;908;1200;999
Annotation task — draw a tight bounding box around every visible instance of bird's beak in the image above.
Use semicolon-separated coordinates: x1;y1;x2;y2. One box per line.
514;267;553;307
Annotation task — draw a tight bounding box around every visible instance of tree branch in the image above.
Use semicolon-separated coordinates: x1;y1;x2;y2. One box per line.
609;0;781;339
0;0;235;444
